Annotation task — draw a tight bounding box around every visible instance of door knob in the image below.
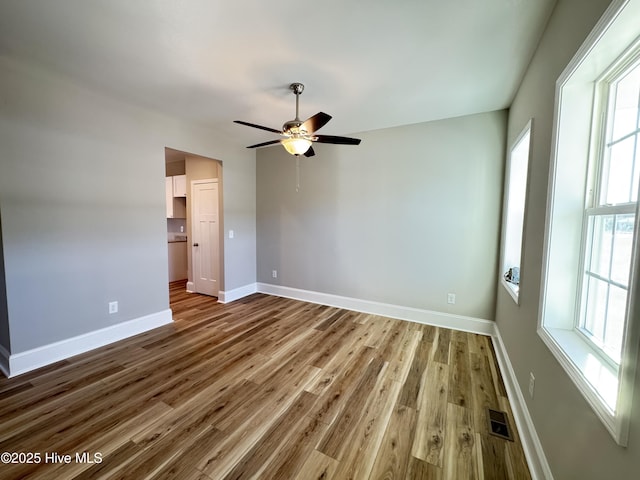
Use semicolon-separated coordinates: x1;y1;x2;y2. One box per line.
193;243;199;247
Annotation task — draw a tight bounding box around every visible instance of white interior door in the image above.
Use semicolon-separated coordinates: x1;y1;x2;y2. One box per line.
192;179;219;297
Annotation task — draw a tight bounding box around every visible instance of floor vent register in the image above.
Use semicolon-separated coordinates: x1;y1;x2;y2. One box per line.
487;408;514;441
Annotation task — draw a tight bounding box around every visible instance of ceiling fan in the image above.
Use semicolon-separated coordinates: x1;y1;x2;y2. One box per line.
234;82;361;157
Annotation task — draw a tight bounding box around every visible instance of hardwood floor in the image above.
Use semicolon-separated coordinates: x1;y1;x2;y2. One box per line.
0;281;531;479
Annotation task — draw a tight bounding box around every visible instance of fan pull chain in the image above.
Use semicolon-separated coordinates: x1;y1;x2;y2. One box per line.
296;156;300;192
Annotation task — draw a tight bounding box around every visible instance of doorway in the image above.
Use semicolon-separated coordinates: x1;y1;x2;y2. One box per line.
165;148;223;298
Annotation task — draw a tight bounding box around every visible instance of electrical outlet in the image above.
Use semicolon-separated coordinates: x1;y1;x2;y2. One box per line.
529;372;535;398
108;301;118;314
272;270;278;278
447;293;456;304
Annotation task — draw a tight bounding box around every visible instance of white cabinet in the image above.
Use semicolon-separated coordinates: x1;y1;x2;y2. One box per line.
165;177;186;218
173;175;187;197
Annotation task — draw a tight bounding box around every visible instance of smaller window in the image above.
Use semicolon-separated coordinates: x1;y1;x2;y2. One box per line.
500;120;532;303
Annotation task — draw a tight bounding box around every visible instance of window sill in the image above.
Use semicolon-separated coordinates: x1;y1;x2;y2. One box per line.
537;325;626;444
501;278;519;304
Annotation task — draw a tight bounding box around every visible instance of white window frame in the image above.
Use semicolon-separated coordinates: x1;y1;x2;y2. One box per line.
538;0;640;446
500;120;532;304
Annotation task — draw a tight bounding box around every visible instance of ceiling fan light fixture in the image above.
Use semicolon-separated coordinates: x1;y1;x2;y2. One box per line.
281;137;312;156
234;82;361;156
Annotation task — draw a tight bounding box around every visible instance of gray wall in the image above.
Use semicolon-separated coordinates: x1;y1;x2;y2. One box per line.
0;55;256;354
494;0;640;478
257;111;506;320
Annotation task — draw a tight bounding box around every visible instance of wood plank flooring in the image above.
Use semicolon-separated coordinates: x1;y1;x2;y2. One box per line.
0;281;531;479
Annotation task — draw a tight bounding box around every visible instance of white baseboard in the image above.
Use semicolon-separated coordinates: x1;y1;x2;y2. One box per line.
6;309;173;378
257;283;495;335
0;343;9;378
491;326;553;480
217;283;258;304
186;281;196;293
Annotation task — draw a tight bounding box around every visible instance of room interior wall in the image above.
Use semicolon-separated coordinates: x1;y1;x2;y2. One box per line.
0;54;256;356
495;0;640;478
257;110;506;320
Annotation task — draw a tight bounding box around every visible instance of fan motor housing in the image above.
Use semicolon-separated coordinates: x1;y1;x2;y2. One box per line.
289;82;304;95
283;119;306;135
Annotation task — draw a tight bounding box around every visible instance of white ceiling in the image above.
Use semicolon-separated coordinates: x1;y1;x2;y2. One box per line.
0;0;556;148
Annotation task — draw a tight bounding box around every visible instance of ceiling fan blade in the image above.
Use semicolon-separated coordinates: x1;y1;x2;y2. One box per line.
234;120;282;134
246;139;281;149
304;146;316;157
314;134;361;145
301;112;332;133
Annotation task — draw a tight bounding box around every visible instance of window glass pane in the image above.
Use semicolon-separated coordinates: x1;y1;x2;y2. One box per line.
611;62;640;140
604;136;634;205
587;215;613;279
605;285;627;362
611;214;635;286
583;276;608;340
